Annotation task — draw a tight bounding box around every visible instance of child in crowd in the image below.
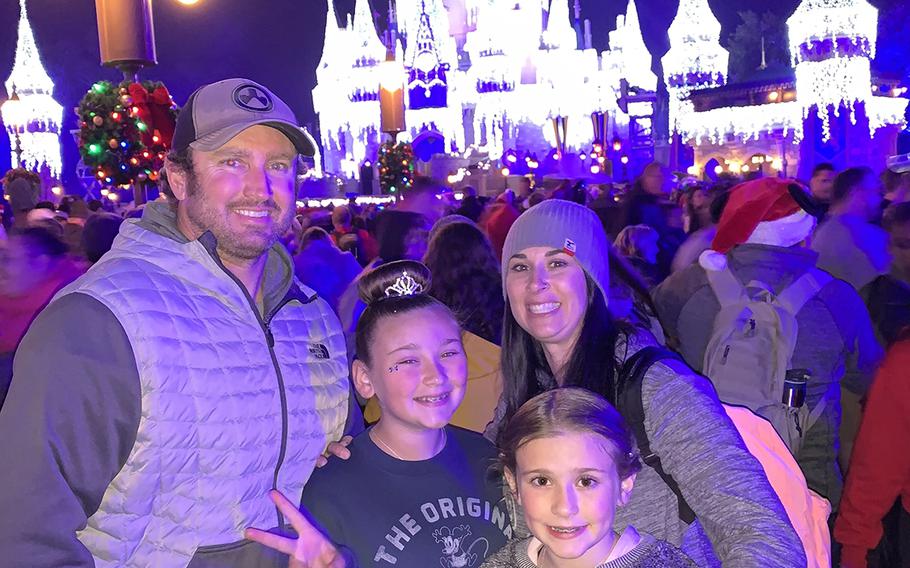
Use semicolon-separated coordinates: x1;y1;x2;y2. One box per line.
613;225;660;286
246;260;510;567
482;388;694;568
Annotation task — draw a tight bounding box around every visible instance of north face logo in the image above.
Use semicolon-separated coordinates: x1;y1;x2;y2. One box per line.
308;343;330;359
233;85;273;112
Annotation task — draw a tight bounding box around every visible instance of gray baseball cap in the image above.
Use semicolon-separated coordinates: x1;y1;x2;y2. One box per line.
172;78;317;156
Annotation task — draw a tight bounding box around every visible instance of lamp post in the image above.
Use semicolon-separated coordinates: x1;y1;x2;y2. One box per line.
95;0;157;204
379;54;406;141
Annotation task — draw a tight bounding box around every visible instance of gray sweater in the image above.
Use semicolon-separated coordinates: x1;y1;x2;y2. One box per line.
653;243;882;507
480;532;696;568
486;330;805;568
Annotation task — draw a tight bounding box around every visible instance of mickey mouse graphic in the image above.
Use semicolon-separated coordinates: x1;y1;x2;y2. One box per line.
432;525;490;568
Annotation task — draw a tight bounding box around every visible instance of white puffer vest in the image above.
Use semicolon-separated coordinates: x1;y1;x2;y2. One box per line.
58;220;349;567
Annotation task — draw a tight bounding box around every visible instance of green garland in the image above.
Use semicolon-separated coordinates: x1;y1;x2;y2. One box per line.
378;141;415;195
76;80;178;186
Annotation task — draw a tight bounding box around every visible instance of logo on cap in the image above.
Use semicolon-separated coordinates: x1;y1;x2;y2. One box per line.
232;84;273;112
563;238;577;256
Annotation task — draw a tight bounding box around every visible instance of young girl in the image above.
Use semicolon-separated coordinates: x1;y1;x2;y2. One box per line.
482;388;694;568
246;260;510;567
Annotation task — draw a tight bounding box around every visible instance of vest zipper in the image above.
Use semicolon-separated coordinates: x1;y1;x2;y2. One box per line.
200;238;293;530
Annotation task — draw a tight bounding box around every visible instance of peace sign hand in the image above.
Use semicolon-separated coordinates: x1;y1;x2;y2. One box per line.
245;490;347;568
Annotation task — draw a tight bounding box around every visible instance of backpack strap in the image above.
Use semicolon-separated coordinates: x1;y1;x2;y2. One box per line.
775;268;834;315
618;346;696;524
705;264;745;308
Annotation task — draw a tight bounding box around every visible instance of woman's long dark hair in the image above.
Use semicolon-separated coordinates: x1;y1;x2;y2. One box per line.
424;222;505;344
500;273;625;438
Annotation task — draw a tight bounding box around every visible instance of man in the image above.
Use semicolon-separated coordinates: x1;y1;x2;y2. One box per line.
59;195;92;258
809;162;836;206
880;167;910;210
330;204;377;265
812;166;891;290
294;226;362;314
395;175;445;224
654;178;881;510
0;79;352;567
4;169;40;233
861;202;910;347
624;162;680;279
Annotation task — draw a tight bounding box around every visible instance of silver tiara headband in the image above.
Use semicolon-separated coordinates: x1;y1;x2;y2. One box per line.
384;271;424;298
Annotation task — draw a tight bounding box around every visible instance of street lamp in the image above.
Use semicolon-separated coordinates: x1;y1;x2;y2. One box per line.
378;55;406;139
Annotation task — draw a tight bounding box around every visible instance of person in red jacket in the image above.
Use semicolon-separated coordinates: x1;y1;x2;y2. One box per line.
0;226;85;407
835;338;910;567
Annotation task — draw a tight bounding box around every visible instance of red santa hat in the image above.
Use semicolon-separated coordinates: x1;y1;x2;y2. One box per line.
710;177;817;254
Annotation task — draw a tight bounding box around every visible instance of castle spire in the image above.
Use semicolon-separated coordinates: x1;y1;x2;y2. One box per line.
6;0;54;97
2;0;63;177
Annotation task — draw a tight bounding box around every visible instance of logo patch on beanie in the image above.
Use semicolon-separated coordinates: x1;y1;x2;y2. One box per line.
563;238;576;256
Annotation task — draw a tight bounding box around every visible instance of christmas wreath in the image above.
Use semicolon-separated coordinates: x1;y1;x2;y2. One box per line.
76;80;179;186
378;141;415;195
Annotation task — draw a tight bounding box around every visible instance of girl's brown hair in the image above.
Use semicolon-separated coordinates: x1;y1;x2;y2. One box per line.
355;259;458;365
498;387;642;480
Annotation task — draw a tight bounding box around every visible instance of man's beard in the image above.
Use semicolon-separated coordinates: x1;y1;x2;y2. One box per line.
182;174;294;262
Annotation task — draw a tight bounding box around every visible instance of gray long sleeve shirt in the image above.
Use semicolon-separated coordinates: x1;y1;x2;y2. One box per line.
0;294;141;566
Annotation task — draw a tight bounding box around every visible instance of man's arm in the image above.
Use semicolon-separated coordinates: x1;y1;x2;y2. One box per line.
0;293;142;567
825;281;883;395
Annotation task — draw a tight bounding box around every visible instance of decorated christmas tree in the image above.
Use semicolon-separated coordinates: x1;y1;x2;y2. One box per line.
378;141;415;194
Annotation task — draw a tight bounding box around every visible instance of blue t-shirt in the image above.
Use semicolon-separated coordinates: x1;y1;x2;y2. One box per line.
301;425;511;567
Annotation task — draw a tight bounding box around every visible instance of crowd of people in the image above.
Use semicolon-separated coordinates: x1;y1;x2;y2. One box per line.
0;77;908;568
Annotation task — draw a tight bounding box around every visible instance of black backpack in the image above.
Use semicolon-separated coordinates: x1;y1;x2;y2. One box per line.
617;345;696;524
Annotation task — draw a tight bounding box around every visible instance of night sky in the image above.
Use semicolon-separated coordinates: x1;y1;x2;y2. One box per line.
0;0;906;190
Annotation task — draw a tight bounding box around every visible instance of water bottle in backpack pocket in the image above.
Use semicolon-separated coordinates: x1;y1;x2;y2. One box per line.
702;266;832;455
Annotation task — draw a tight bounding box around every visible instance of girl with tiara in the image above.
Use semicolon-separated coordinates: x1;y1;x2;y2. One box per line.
246;260;510;567
482;388;694;568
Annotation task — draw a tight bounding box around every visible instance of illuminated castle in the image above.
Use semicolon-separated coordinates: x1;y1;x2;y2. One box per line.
312;0;656;176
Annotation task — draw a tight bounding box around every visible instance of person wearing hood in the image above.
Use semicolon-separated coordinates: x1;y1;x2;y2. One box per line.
654;178;882;510
0;79;352;567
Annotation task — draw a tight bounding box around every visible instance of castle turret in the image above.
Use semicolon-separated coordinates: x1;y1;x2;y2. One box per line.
2;0;63;177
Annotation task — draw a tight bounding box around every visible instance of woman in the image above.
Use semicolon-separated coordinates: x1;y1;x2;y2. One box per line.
247;261;510;566
482;388;695;567
486;199;804;567
425;220;505;345
613;224;660;287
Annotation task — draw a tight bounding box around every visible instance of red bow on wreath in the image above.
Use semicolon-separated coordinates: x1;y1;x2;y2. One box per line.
128;82;176;148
